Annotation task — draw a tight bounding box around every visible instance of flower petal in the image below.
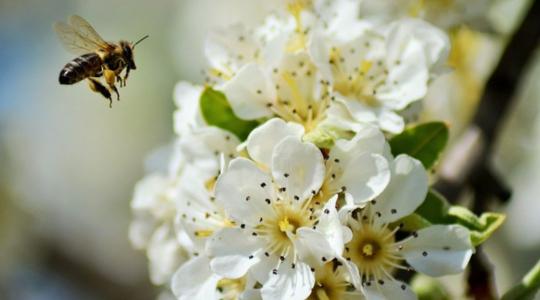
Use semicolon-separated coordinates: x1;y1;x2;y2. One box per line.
332;153;390;204
401;225;473;277
207;228;263;278
272;137;325;202
215;158;275;225
246;118;304;167
242;288;263;300
372;154;428;224
171;256;221;300
316;196;353;254
332;125;390;161
177;126;239;180
173;81;204;135
377;109;405;134
340;96;379;124
377;38;428;110
205;23;258;73
295;199;353;266
295;229;336;267
260;261;315;300
131;174;175;219
220;63;275;120
129;212;157;250
147;224;188;285
363;279;416;300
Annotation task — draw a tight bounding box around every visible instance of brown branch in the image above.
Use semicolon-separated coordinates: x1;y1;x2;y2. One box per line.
435;1;540;299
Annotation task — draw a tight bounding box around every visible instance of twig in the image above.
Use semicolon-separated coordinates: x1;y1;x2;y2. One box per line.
435;1;540;299
502;259;540;300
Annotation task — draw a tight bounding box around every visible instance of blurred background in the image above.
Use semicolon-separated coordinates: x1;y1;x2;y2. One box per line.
0;0;538;299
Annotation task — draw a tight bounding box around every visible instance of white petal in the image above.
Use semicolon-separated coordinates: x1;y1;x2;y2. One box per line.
385;19;449;74
341;96;379;124
363;280;416;300
241;289;263;300
207;228;263;278
332;125;390;160
261;261;315;300
177;126;239;180
246;118;304;167
272;137;325;202
377;110;405;134
307;33;332;82
377;39;428;110
249;254;280;284
220;63;275;120
147;224;188;285
175;175;227;248
205;23;258;73
129;213;157;250
295;229;336;266
332;153;390;204
373;154;428;224
317;196;353;252
215;158;275;225
171;256;221;300
131;174;175;219
340;258;362;289
402;225;473;277
323;101;365;133
173;81;204;135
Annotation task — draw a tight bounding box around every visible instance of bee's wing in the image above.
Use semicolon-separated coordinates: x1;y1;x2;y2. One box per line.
53;15;111;55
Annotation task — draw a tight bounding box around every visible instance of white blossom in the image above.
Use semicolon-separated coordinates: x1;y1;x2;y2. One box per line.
128;2;483;299
208;131;350;300
310;18;449;133
340;155;474;299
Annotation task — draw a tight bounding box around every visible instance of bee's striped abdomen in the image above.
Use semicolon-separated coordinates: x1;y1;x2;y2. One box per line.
59;53;102;85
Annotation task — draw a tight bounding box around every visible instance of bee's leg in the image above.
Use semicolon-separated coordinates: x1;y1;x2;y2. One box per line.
104;69;120;101
123;66;131;86
116;75;124;87
88;78;112;108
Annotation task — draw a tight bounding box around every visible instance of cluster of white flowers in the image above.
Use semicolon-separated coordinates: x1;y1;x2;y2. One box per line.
130;1;475;299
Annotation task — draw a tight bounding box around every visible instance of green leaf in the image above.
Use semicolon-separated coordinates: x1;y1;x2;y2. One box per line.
395;213;431;232
408;189;505;246
199;87;260;140
415;190;451;224
502;260;540;300
389;122;449;169
411;274;451;300
449;210;506;246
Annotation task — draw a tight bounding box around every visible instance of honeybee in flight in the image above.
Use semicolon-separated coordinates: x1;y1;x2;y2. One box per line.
54;15;148;107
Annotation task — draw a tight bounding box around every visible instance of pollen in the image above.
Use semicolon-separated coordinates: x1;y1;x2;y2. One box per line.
308;263;350;300
204;176;217;192
279;217;296;233
194;229;214;238
345;211;405;281
362;243;374;256
256;201;313;255
216;277;246;299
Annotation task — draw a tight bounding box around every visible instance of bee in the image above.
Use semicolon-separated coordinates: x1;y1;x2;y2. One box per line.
54;15;148;107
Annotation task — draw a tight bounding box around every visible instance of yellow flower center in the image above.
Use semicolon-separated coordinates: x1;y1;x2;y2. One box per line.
329;46;384;107
278;217;297;233
362;243;375;256
269;58;331;133
345;215;404;280
308;263;350;300
256;202;313;255
217;277;246;299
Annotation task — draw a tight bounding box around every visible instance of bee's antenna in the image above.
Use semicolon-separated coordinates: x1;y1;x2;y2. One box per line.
132;35;149;48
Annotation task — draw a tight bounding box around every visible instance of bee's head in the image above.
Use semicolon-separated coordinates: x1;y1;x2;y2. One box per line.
123;35;149;70
120;40;136;70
